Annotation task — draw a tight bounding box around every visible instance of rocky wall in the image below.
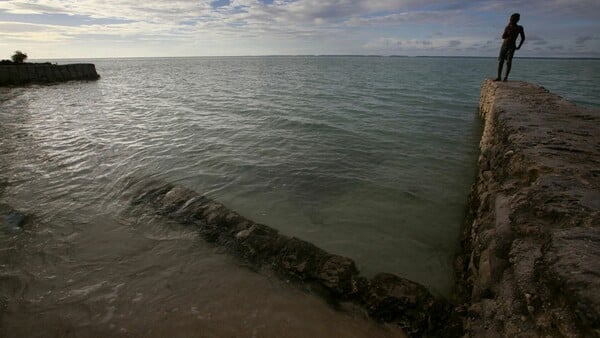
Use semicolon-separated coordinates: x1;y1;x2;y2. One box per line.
457;79;600;336
0;63;99;86
132;182;456;337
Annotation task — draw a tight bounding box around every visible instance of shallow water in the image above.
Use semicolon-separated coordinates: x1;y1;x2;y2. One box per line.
0;201;404;337
0;56;598;334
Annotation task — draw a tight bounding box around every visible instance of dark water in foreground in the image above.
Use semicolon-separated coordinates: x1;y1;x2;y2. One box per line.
1;56;598;335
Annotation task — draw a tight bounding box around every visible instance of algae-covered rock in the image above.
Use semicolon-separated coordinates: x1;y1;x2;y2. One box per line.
133;182;445;336
0;204;27;232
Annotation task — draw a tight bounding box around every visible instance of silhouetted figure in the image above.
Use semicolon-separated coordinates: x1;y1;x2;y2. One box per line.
495;13;525;81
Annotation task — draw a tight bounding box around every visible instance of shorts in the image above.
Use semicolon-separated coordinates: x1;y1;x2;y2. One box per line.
498;43;516;62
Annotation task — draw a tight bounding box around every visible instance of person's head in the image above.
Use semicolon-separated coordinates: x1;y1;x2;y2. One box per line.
510;13;520;24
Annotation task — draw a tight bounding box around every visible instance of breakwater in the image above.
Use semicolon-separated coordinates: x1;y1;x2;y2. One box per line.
457;79;599;336
0;63;99;85
132;182;452;337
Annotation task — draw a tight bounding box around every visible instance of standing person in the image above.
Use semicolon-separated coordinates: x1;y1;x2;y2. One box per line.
495;13;525;81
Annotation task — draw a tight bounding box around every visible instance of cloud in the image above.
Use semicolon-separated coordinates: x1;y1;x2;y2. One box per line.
448;40;460;47
0;2;65;15
0;0;598;57
344;11;454;27
363;36;477;53
0;10;133;26
475;0;600;22
0;22;72;42
528;35;548;46
575;35;593;45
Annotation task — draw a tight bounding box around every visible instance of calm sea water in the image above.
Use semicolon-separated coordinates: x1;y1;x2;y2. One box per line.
1;56;598;334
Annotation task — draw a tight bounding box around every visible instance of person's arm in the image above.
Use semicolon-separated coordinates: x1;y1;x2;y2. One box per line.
516;26;525;49
502;26;508;39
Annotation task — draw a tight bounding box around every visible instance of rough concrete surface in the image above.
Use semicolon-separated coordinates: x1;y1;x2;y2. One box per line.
457;79;600;337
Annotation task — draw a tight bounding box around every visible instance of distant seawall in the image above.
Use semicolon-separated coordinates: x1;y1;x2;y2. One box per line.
0;63;99;86
457;79;599;336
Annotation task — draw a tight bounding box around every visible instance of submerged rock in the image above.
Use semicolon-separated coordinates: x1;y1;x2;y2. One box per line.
133;182;447;336
1;205;27;232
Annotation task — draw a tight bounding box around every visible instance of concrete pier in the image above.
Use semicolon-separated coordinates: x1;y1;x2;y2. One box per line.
457;79;600;336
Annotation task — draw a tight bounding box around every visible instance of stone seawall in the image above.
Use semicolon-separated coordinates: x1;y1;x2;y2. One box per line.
457;80;599;336
0;63;99;86
132;182;453;337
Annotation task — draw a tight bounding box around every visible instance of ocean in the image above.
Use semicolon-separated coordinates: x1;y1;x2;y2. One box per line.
1;56;598;335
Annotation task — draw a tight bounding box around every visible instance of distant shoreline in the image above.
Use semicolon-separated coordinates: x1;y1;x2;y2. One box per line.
29;55;600;61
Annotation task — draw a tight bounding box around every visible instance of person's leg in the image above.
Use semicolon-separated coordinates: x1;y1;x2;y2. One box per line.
496;46;506;81
503;59;512;81
496;61;503;81
503;49;515;81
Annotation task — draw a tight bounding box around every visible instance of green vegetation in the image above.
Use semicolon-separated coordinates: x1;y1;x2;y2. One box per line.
11;51;27;63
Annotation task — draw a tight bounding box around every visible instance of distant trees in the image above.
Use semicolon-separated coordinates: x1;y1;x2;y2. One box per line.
11;51;28;63
0;51;29;64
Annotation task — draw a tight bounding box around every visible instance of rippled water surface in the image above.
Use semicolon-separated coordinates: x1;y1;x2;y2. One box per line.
1;56;598;334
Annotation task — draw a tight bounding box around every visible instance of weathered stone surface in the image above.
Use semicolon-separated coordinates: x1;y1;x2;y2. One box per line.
457;79;600;336
541;228;600;333
357;273;451;336
0;63;100;86
133;182;447;336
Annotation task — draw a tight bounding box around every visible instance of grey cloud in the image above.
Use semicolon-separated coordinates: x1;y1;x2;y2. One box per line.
575;35;593;45
344;11;453;27
235;0;472;26
0;22;48;32
1;0;598;58
11;2;66;14
448;40;460;47
475;0;600;20
528;35;548;46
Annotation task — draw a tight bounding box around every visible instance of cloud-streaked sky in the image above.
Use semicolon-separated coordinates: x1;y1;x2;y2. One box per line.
1;0;599;58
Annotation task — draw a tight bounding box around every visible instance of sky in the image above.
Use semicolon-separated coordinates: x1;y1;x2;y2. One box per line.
0;0;599;59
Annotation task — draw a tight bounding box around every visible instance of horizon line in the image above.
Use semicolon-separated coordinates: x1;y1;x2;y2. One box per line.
27;55;600;61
